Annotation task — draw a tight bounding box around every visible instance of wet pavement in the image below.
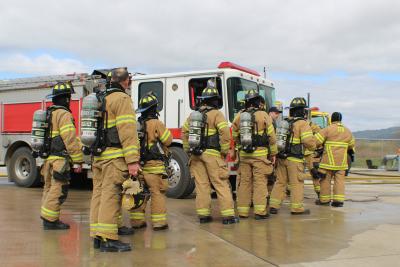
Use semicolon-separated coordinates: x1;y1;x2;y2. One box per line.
1;176;400;267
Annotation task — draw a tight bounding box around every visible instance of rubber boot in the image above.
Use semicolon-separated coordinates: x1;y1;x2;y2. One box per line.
153;224;169;231
199;216;213;224
254;214;270;220
118;226;134;236
93;237;101;249
100;239;132;252
291;209;311;215
43;219;70;230
222;216;239;225
315;199;330;206
132;223;147;229
269;207;279;214
331;202;344;207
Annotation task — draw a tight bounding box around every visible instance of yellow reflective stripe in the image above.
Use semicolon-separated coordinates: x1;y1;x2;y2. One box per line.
291;203;304;208
232;131;239;137
151;213;167;221
270;145;278;154
220;209;235;216
319;163;348;170
142;165;166;174
46;155;65;160
160;130;171;143
130;212;145;219
94;148;124;160
301;131;313;139
203;149;221;157
314;185;321;191
333;195;345;201
320;195;331;200
291;137;301;144
326;145;335;166
221;143;230;149
197;208;211;216
237;207;250;212
90;223;98;232
206;128;217;135
287;157;304;163
107;119;116;128
325;141;348;147
269;198;281;205
116;114;136;124
240;149;268;157
267;125;274;135
41;207;60;216
216;121;228;130
315;133;325;143
51;131;60;137
183;122;189;131
254;205;266;212
122;145;139;156
59;123;75;135
349;138;355;146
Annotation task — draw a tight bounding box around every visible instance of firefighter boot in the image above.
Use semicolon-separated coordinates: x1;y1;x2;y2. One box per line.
118;226;134;236
199;216;213;224
42;219;70;230
269;207;279;214
331;202;344;207
315;199;330;206
132;223;147;229
222;216;239;225
100;239;132;252
93;237;101;249
254;214;270;220
291;209;311;215
153;225;169;231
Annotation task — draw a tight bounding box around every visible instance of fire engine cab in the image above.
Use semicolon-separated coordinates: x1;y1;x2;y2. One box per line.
131;62;276;198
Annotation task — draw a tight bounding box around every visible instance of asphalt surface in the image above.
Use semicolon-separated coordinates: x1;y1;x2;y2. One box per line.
1;173;400;266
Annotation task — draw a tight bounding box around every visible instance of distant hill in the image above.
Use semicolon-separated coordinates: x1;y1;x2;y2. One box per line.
354;127;400;139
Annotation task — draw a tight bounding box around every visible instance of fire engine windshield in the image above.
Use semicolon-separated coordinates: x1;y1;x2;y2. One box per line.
311;116;329;129
227;77;275;122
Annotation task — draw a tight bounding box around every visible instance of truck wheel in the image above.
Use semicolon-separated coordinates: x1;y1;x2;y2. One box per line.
8;147;41;187
166;147;194;199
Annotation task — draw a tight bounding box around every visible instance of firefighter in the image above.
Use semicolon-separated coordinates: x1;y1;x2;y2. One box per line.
314;112;355;207
130;92;172;231
182;80;237;224
232;90;277;219
40;82;83;230
269;97;316;215
266;106;282;195
89;68;140;252
304;118;322;199
268;106;282;129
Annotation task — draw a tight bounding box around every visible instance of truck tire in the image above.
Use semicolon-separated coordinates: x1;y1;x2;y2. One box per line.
8;147;41;187
166;147;194;199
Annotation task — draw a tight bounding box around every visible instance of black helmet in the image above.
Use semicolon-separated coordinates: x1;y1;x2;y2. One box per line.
197;79;220;99
137;92;158;113
245;89;260;101
331;112;342;122
46;81;75;99
289;97;307;109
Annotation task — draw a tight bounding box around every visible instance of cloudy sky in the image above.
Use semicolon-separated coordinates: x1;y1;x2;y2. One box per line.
0;0;399;131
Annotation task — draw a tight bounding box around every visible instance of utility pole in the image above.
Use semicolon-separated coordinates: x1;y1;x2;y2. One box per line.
263;66;267;79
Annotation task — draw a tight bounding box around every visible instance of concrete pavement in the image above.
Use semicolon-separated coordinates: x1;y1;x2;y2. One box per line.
1;177;400;266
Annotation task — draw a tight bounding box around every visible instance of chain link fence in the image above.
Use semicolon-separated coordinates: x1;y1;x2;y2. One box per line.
353;138;400;169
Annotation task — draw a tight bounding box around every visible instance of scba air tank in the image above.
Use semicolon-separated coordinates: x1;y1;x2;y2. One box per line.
276;120;290;151
31;110;48;152
240;112;253;148
188;111;204;150
81;93;100;147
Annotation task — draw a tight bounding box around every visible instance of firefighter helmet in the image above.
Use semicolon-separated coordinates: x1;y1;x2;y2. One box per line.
137;92;158;113
244;89;260;101
197;79;220;99
121;179;150;210
289;97;307;109
46;81;75;99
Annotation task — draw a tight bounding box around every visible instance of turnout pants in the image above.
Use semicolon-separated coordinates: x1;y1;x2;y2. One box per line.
269;158;307;213
319;169;345;204
305;154;320;195
190;153;235;218
237;156;273;217
130;172;169;228
90;157;128;240
40;159;70;222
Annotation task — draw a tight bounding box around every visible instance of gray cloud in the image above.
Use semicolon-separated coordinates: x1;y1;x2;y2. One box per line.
0;0;399;131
